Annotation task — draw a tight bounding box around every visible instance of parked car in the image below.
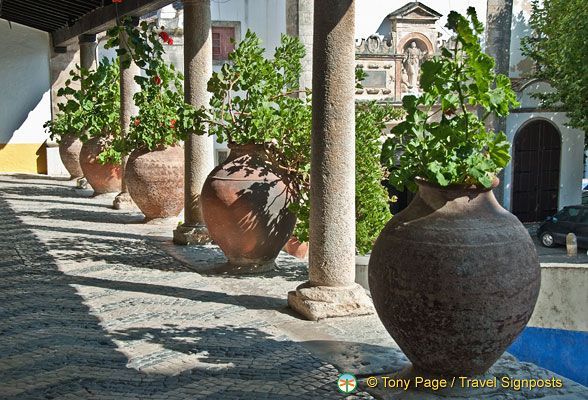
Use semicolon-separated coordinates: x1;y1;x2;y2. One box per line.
537;205;588;248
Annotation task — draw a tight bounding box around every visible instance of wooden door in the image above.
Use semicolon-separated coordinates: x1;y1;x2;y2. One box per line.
512;120;560;222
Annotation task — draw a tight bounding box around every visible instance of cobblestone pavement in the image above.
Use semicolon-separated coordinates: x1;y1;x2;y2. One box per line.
0;174;586;400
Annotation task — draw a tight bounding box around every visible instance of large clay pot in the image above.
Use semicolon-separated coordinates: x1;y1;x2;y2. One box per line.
368;179;541;376
59;133;84;178
201;144;297;273
125;145;184;220
79;136;122;195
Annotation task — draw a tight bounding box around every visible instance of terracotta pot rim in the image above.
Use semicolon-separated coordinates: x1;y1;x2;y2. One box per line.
415;177;500;192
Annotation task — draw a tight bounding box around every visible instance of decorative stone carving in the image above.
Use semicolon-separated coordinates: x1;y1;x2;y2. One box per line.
355;35;395;56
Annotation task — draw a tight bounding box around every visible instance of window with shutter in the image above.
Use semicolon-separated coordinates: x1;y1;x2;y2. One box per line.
212;26;235;61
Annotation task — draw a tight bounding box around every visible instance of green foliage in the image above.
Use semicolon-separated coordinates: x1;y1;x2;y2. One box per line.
382;7;519;192
199;30;309;144
44;58;120;143
354;100;403;254
43;108;84;143
521;0;588;145
103;18;194;160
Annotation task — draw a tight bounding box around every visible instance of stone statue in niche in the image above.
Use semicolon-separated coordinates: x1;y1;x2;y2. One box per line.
403;41;427;93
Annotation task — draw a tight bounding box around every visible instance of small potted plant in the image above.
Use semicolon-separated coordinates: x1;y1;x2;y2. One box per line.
48;58;122;195
368;8;541;376
193;30;309;273
103;20;193;220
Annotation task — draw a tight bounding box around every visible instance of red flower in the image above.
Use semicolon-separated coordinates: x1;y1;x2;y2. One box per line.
153;76;162;85
134;120;140;126
170;120;176;129
159;31;170;43
444;106;457;116
168;38;173;46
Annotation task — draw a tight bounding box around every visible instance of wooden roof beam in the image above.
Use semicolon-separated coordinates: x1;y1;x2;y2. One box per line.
51;0;174;47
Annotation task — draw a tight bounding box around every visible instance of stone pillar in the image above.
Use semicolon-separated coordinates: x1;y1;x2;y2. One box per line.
486;0;514;207
113;20;141;209
78;34;97;71
287;0;373;321
173;0;214;244
77;34;98;188
47;44;80;177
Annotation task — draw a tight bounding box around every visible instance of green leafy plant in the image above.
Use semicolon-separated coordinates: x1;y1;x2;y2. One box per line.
43;108;84;143
382;7;519;193
44;58;121;151
521;0;588;148
102;19;194;162
196;29;312;210
354;99;403;254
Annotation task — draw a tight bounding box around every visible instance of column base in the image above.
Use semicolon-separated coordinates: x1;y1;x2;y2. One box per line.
173;224;213;245
113;191;135;210
287;282;374;321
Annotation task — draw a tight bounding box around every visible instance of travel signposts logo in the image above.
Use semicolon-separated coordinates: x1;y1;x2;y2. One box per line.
338;373;357;393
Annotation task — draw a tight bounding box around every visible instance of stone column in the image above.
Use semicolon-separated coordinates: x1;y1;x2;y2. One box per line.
287;0;373;321
113;21;141;209
173;0;214;244
47;45;80;177
77;34;98;188
79;34;97;71
486;0;514;207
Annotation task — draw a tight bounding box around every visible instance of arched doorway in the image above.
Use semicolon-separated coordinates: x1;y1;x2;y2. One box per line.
512;119;561;222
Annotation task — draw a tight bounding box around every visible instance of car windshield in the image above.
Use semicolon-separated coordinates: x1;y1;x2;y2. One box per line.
554;207;582;221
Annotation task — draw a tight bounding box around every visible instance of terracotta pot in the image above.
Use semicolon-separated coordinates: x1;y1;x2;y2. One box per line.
59;133;84;178
79;136;122;195
201;144;297;272
368;178;541;376
285;236;308;259
125;145;184;220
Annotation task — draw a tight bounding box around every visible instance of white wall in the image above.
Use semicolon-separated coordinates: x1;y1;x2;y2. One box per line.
0;19;51;145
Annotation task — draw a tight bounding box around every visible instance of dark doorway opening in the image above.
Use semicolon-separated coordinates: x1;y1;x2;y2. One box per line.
512;119;561;222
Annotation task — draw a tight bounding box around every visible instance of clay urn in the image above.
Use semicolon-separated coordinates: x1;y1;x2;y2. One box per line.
79;136;122;195
201;143;297;273
285;236;308;259
125;145;184;220
368;178;541;376
59;133;84;179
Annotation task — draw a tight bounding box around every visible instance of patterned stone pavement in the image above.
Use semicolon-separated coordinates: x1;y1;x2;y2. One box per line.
0;174;586;400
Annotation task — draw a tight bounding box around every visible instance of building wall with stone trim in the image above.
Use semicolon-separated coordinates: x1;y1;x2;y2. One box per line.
0;20;51;174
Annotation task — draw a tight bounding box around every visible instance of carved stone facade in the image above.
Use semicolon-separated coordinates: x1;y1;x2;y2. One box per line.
354;2;441;102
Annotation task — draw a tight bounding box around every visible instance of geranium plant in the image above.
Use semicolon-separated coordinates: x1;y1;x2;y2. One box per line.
382;7;519;193
101;19;194;162
195;30;402;254
195;29;312;205
44;57;121;149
